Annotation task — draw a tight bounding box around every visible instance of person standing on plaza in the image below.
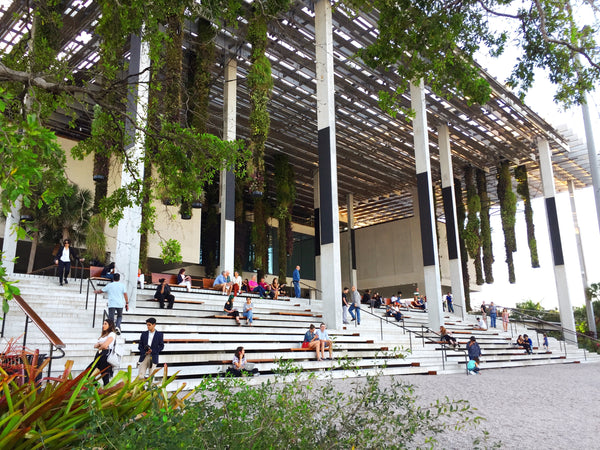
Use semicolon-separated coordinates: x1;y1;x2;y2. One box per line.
292;265;301;298
446;292;454;313
489;302;498;328
54;238;84;286
349;286;361;325
94;273;128;334
342;287;350;324
137;317;164;379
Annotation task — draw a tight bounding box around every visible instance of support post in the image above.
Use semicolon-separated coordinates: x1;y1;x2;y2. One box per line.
220;57;237;275
438;124;466;320
313;170;321;296
537;138;577;343
410;80;443;331
346;193;358;289
114;33;150;309
568;180;596;338
580;73;600;237
315;0;342;329
2;198;22;274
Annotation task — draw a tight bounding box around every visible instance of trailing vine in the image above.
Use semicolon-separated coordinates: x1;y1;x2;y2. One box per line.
514;165;540;268
246;0;291;274
497;161;518;283
464;166;484;285
454;177;471;311
274;154;296;283
476;169;494;283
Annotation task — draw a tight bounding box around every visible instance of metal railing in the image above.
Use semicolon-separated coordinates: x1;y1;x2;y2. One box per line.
0;294;66;378
28;260;84;283
353;305;469;371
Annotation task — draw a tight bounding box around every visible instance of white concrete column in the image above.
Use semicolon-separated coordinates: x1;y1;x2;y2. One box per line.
410;80;443;331
346;194;358;289
315;0;342;330
114;33;151;309
537;138;577;343
219;57;237;275
438;124;465;320
568;180;596;337
2;198;22;274
580;74;600;237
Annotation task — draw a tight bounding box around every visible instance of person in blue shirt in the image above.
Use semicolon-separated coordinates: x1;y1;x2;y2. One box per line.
213;270;232;295
292;265;301;298
94;273;128;333
316;323;333;360
446;292;454;313
523;334;533;354
302;324;321;360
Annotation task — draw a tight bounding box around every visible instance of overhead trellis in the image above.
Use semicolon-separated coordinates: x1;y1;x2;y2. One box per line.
514;165;540;268
476;168;494;283
497;160;517;283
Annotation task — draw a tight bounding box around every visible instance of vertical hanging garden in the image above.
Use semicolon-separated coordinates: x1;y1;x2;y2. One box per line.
476;169;494;283
246;0;290;274
497;160;518;283
274;154;296;284
454;177;472;311
464;166;484;285
515;165;540;268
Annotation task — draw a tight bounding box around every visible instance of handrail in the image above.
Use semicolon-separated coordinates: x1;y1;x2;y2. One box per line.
355;305;468;371
1;294;66;379
28;264;57;276
497;306;600;359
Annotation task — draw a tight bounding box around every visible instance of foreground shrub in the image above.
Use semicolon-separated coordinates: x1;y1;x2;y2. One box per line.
0;356;188;449
83;363;495;449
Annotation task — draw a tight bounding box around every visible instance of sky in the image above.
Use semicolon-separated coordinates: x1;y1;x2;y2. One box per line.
470;18;600;311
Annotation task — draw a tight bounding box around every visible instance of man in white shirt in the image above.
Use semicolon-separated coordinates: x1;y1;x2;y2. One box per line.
137;318;165;379
474;316;488;331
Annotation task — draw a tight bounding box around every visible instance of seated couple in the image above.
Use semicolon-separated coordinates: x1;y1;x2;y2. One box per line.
385;304;403;322
302;323;333;361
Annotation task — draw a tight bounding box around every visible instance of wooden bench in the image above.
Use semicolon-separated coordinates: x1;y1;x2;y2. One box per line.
90;265;111;281
151;273;179;287
164;338;210;344
270;312;322;317
214;314;260;321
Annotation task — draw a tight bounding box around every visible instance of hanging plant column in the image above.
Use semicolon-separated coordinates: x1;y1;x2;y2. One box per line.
464;166;484;285
515;165;540;268
497;161;518;283
274;154;296;283
476;168;494;283
454;177;472;311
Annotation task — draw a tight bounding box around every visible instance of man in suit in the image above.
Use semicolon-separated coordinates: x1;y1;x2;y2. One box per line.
137;317;165;379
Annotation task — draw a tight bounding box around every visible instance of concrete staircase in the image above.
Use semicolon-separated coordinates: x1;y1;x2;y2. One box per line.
2;274;599;390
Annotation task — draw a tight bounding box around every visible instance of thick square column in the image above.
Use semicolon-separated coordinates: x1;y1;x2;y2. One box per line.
114;33;150;308
220;57;237;275
314;0;342;329
438;124;466;319
410;80;443;331
537;138;577;343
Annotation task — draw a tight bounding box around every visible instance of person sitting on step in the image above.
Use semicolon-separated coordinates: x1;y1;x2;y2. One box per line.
224;294;241;325
154;278;175;309
243;297;254;326
302;324;322;360
316;322;333;360
213;270;232;295
385;304;403;322
474;316;488;331
177;268;192;292
440;326;458;349
226;346;258;377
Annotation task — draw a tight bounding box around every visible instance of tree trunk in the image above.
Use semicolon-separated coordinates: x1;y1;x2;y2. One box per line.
27;231;39;273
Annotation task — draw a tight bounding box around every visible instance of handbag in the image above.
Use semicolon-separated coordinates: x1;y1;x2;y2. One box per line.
107;341;124;368
301;341;309;348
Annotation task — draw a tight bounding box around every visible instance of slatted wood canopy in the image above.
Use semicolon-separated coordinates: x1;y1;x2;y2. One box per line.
0;0;592;229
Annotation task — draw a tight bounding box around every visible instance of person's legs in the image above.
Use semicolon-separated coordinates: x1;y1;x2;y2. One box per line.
309;340;321;360
114;308;123;330
157;295;165;309
326;340;333;358
63;261;71;283
349;304;356;321
294;281;300;298
137;354;154;378
167;294;175;309
108;307;116;324
490;314;496;328
342;305;349;323
356;307;361;324
57;261;66;284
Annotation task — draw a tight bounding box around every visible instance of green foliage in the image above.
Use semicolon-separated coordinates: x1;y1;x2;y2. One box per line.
497;161;517;283
514;165;539;268
454;177;471;311
477;169;494;284
83;367;493;449
464;166;484;285
160;239;183;264
274;154;296;282
85;214;107;264
0;356;188;449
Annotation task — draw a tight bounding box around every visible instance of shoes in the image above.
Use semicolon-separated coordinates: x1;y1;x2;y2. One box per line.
59;282;63;286
343;321;349;324
357;322;360;325
64;280;68;285
115;327;121;335
350;318;356;321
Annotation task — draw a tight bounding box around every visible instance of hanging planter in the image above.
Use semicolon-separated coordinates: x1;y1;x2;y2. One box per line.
476;169;494;283
497;160;517;283
464;166;484;285
191;199;203;208
454;177;472;311
514;165;539;268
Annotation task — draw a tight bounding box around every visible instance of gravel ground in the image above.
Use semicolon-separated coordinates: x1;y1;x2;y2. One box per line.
324;361;600;449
